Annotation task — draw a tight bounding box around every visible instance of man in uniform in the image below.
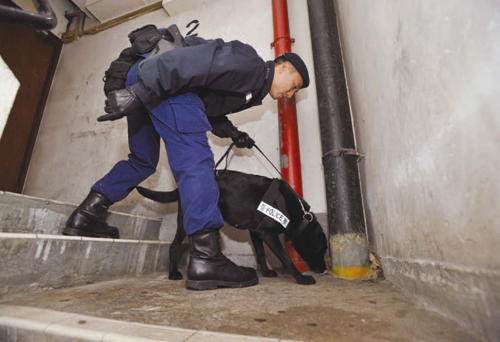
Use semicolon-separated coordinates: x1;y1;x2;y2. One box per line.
63;28;310;290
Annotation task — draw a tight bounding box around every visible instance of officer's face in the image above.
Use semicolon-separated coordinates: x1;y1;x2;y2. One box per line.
270;62;303;101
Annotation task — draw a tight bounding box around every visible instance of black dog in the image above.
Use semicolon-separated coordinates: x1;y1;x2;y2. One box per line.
137;170;327;285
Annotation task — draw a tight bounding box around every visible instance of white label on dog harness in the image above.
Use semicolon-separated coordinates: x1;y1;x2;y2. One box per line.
257;201;290;228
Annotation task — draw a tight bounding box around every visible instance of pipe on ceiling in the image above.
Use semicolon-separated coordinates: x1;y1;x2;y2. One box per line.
0;0;57;31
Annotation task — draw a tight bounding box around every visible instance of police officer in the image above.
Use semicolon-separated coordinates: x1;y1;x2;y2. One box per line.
64;28;309;290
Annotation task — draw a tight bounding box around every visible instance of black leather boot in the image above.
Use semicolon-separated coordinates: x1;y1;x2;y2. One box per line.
186;228;258;290
63;191;120;239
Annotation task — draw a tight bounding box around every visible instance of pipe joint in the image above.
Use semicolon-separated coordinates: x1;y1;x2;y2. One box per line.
322;148;364;162
270;36;295;48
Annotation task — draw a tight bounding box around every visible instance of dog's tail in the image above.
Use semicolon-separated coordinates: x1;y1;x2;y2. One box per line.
136;186;179;203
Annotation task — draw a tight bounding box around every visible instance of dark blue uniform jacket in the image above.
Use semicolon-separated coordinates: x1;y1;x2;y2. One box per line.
129;36;275;138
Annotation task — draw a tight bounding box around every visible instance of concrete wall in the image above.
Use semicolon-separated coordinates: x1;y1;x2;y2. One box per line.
334;1;500;341
23;0;325;264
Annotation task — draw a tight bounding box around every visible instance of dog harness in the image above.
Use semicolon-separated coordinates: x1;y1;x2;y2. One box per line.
252;179;290;231
252;179;314;240
215;143;314;239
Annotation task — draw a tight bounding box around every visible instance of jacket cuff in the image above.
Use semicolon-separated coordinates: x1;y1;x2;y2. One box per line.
211;122;238;138
129;82;156;105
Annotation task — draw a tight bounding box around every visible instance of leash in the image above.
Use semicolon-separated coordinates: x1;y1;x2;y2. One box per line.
215;143;284;178
251;145;310;218
253;145;284;179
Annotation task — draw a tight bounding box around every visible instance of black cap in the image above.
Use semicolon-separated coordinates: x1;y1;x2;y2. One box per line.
276;52;310;89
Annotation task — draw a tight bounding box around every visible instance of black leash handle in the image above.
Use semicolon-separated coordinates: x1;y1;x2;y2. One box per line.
214;143;284;179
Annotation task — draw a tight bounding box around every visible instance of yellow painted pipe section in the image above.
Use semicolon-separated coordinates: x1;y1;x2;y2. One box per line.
332;266;369;279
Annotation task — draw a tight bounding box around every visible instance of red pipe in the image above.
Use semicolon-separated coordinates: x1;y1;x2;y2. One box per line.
271;0;308;273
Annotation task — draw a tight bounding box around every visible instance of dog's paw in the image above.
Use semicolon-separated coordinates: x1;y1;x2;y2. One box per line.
262;270;278;278
297;275;316;285
169;271;183;280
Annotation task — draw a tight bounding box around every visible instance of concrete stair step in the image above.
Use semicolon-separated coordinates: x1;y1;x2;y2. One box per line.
0;232;171;299
0;191;162;241
0;305;290;342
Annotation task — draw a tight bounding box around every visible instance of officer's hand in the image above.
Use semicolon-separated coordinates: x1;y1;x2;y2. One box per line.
231;131;255;149
97;88;142;122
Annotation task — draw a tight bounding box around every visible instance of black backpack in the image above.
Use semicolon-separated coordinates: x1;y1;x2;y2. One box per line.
102;24;184;95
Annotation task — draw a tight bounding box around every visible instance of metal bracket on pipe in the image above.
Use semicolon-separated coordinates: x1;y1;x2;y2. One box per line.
322;148;364;161
270;36;295;48
0;0;57;30
60;10;83;43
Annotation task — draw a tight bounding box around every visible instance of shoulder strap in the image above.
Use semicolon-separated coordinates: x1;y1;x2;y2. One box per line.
138;24;186;71
259;179;282;210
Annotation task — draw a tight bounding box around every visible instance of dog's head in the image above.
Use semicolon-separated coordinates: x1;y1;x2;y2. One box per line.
291;214;327;273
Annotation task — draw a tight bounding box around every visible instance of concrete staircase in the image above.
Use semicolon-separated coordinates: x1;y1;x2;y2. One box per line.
0;191;171;299
0;191;296;342
0;305;292;342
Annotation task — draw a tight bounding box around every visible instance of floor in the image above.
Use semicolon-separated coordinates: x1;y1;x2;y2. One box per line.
1;270;478;342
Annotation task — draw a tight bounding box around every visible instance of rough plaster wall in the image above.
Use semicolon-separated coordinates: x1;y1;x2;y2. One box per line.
334;0;500;340
23;0;325;265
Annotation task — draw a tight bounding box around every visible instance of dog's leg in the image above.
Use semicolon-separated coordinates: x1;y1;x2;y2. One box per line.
169;203;186;280
250;231;277;277
260;231;316;285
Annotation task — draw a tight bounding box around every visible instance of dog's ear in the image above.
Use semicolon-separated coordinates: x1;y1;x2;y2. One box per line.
293;220;327;253
291;221;328;273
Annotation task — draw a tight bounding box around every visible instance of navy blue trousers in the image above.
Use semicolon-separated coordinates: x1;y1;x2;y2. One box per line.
92;60;224;235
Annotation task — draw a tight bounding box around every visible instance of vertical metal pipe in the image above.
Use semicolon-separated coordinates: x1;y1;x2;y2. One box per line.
271;0;308;273
307;0;370;278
